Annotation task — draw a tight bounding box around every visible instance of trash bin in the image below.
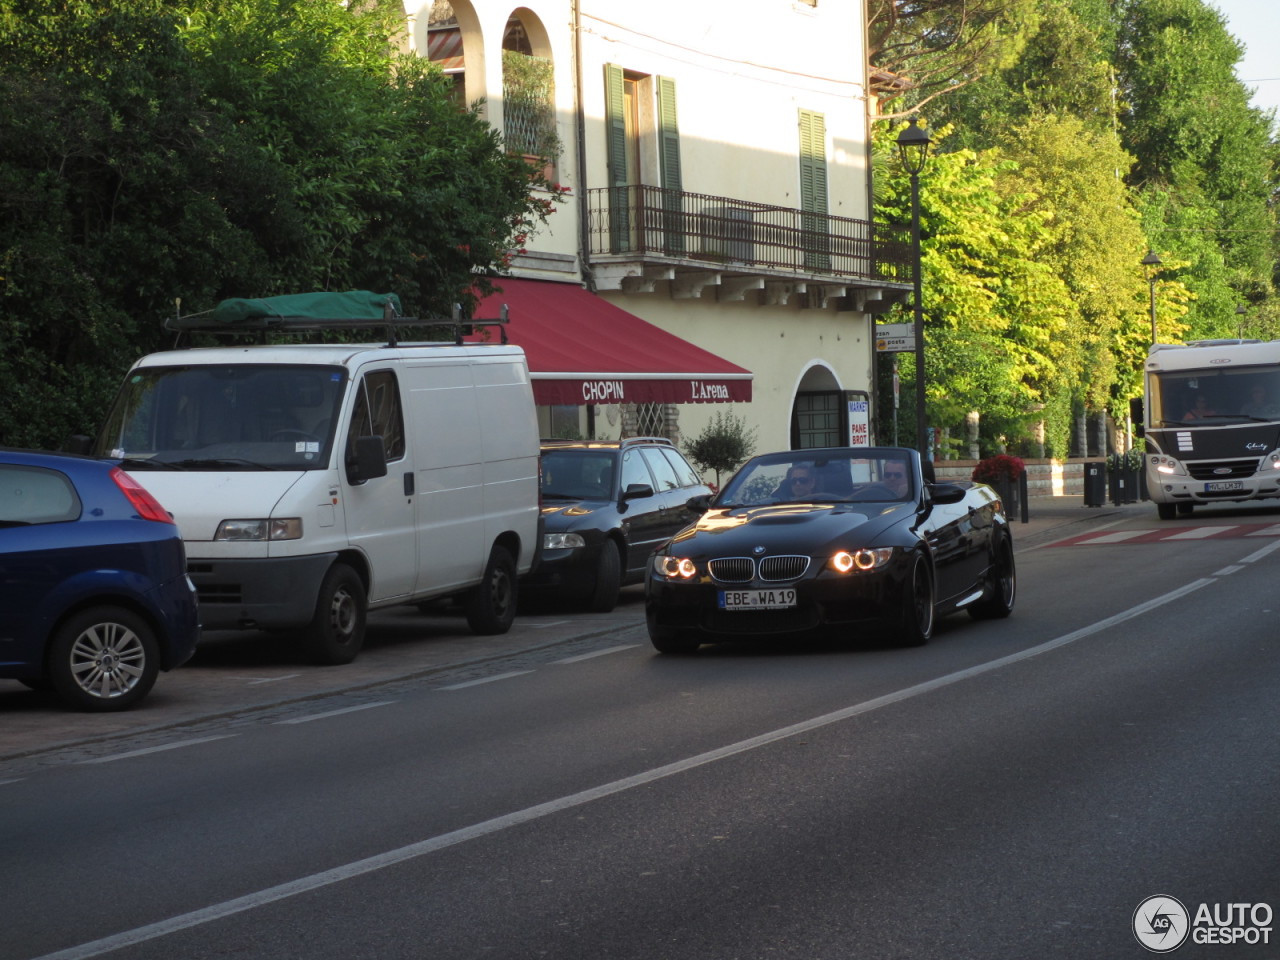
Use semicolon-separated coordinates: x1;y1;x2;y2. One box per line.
1084;461;1106;507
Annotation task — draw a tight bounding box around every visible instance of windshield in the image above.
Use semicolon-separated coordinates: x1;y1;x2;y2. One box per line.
541;449;617;500
717;450;913;506
1150;368;1280;426
95;364;347;471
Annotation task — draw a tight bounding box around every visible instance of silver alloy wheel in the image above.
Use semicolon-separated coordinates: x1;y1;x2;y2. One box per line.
68;620;147;700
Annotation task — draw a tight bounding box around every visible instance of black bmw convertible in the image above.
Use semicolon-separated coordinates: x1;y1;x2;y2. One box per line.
645;446;1016;653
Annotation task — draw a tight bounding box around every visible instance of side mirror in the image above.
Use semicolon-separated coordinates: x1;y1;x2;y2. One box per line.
927;482;967;505
347;435;388;484
685;493;713;514
621;482;654;502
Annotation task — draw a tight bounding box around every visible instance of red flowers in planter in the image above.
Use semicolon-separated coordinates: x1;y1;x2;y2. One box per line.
972;454;1025;484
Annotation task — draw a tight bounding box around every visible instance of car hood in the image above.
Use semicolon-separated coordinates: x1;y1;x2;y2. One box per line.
540;498;614;529
672;502;912;556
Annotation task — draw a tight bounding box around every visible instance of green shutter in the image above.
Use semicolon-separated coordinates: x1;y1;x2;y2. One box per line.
798;110;830;271
604;63;630;251
656;76;684;256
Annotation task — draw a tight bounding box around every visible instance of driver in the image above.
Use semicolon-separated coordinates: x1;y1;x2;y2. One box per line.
775;465;817;500
882;459;910;498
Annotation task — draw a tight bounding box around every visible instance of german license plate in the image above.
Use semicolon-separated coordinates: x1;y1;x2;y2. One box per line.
1204;481;1244;492
719;588;797;611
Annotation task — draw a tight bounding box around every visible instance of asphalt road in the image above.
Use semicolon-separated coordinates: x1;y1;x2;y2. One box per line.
3;502;1279;960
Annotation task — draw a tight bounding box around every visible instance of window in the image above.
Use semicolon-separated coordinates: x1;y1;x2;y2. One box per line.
347;370;405;463
640;446;682;492
0;465;79;525
636;402;667;437
620;448;653;493
798;109;830;271
660;447;701;487
793;392;843;448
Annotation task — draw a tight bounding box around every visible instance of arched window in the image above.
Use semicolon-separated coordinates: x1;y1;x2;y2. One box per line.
501;14;559;165
426;1;466;106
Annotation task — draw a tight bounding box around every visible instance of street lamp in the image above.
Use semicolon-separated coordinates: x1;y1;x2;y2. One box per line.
1142;250;1162;343
896;118;932;458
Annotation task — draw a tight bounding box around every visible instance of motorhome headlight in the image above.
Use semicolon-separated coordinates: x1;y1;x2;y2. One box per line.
653;554;698;579
1149;455;1186;476
1269;451;1280;470
215;518;303;541
543;532;586;550
830;547;895;573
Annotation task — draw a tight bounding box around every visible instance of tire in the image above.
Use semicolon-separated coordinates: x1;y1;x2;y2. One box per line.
303;563;367;665
586;542;622;613
1156;502;1177;520
1176;502;1194;516
465;545;517;635
47;606;159;711
648;625;700;655
969;535;1016;620
893;552;935;647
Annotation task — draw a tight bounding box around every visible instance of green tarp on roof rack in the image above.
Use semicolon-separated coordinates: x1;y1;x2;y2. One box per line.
209;291;403;325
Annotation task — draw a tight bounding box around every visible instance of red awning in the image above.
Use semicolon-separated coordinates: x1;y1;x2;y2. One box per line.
469;278;752;406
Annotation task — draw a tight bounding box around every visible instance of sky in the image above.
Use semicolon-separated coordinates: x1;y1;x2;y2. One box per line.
1208;0;1280;120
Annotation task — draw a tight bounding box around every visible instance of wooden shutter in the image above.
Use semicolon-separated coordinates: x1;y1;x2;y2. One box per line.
604;63;630;251
656;76;684;255
798;110;830;271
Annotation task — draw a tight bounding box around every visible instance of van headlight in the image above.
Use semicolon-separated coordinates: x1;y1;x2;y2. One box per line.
215;518;303;541
1149;455;1186;477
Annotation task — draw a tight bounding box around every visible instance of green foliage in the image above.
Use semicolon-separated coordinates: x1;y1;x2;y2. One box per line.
0;0;558;448
682;410;757;487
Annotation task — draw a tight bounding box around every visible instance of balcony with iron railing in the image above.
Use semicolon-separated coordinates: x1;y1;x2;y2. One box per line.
586;186;913;305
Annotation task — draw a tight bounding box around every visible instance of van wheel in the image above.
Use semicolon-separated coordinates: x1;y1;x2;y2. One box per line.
304;563;366;665
1156;502;1176;520
48;606;159;711
466;546;517;635
586;542;622;613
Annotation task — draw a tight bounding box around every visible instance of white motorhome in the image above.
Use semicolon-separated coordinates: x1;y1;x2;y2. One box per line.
1139;339;1280;519
90;292;541;664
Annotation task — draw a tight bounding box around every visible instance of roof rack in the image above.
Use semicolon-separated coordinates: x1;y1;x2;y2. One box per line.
164;291;509;347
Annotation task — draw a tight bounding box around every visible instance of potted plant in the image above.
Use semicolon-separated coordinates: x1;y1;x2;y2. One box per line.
972;453;1025;516
501;50;561;177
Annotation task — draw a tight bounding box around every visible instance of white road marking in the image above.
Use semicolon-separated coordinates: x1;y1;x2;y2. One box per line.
275;702;395;724
78;736;235;765
437;671;535;690
1164;525;1236;540
34;576;1217;960
1238;539;1280;564
1245;524;1280;537
553;644;641;664
247;674;300;685
1077;530;1148;544
1213;565;1245;576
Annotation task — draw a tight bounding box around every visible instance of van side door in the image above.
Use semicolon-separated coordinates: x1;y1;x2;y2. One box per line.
342;368;417;601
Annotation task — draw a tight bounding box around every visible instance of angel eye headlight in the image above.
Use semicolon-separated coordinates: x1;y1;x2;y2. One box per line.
653;555;698;579
830;547;895;573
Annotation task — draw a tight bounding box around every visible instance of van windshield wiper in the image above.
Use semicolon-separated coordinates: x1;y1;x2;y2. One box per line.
166;458;280;471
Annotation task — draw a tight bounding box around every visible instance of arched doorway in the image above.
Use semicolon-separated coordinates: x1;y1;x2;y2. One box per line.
789;364;867;449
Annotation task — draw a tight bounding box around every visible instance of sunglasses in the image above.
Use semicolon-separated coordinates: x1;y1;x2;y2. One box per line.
792;475;813;483
884;471;905;479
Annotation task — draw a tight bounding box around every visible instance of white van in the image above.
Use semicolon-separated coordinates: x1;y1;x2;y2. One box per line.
90;293;541;664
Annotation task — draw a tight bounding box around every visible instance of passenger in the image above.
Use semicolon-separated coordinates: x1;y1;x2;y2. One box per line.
1240;385;1277;419
1183;394;1217;420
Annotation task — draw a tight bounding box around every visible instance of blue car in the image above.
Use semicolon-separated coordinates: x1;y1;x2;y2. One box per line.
0;449;199;711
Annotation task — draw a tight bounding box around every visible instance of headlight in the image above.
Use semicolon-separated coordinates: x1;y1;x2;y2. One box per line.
829;547;895;573
1149;455;1186;477
543;532;586;550
214;518;303;541
1269;452;1280;471
653;554;698;579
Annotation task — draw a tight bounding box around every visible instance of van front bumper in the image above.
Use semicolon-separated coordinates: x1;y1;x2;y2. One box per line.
185;554;338;630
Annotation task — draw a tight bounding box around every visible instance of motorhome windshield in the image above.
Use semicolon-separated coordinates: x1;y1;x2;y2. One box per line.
96;364;347;471
1149;367;1280;426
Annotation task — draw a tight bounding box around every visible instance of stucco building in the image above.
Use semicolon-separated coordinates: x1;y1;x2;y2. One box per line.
403;0;911;453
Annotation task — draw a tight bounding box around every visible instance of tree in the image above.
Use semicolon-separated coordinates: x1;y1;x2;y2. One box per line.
683;410;757;488
0;0;557;449
868;0;1041;115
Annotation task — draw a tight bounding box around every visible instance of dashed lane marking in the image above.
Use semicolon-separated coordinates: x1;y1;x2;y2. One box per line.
1054;523;1280;547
